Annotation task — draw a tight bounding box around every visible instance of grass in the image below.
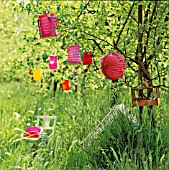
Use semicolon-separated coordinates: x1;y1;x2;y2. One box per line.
0;81;169;170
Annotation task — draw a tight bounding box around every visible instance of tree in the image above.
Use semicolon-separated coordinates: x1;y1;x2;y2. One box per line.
1;1;169;91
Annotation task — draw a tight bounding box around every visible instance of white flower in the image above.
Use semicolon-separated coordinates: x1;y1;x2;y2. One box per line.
13;112;20;120
27;123;31;126
28;110;34;114
48;108;54;111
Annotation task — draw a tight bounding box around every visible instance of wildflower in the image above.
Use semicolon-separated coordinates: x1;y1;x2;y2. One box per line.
27;123;31;126
95;132;100;139
13;112;20;120
28;110;34;114
123;152;127;157
29;70;33;74
48;108;54;111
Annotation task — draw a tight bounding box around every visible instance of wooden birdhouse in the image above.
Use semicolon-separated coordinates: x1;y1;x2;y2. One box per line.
49;56;58;70
38;13;60;38
82;51;93;65
62;80;70;91
131;86;160;107
67;45;81;64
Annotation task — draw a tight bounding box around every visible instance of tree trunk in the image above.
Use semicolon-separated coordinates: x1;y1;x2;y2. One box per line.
138;4;143;124
53;80;58;97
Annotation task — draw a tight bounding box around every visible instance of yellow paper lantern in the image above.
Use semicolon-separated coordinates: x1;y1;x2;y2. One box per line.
33;69;41;81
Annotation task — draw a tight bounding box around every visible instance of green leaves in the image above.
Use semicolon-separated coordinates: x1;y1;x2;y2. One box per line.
80;3;84;11
1;0;168;88
56;5;60;12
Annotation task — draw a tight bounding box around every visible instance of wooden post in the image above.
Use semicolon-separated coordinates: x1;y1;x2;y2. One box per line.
53;80;58;97
111;80;118;106
74;66;78;93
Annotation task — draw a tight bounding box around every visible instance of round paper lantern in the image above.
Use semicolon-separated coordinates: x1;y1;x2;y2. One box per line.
67;45;81;64
101;52;126;81
38;13;60;38
24;126;41;138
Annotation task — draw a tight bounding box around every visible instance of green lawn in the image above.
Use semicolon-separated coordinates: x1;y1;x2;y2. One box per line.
0;82;169;170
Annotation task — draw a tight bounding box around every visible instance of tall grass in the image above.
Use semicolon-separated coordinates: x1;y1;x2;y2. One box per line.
0;81;169;170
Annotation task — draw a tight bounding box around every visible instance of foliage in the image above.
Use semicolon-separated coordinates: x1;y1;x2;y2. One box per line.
0;0;169;89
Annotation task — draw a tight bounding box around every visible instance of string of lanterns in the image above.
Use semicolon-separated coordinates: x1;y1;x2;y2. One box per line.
31;13;126;91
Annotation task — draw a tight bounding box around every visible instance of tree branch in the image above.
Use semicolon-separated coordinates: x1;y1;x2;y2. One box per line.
128;62;138;73
119;2;138;23
84;31;113;47
88;38;104;53
151;74;168;80
115;2;135;47
84;31;141;65
146;3;167;66
157;84;169;89
84;31;151;80
149;0;158;24
77;1;90;19
143;1;158;61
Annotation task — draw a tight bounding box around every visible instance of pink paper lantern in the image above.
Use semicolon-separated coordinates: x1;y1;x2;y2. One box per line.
101;52;126;81
24;126;41;138
49;56;58;70
67;45;81;64
38;13;60;38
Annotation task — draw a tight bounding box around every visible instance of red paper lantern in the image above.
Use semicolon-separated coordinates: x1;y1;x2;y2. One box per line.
49;56;58;70
24;126;41;138
101;52;126;81
82;51;93;65
38;13;60;38
62;80;70;91
67;45;81;64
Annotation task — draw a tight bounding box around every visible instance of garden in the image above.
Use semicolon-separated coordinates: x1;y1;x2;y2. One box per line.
0;1;169;169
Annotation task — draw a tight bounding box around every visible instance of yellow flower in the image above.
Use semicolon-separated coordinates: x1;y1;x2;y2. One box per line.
95;133;100;139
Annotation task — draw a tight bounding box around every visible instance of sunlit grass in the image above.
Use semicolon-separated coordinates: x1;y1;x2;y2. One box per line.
0;81;169;170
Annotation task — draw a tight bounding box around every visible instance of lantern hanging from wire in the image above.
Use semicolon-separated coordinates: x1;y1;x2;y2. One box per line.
101;52;126;81
62;80;70;91
33;69;41;81
67;45;81;64
38;13;60;38
82;51;93;65
49;56;58;70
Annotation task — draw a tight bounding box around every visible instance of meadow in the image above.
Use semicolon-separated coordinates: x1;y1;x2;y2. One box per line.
1;1;169;169
0;81;169;170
